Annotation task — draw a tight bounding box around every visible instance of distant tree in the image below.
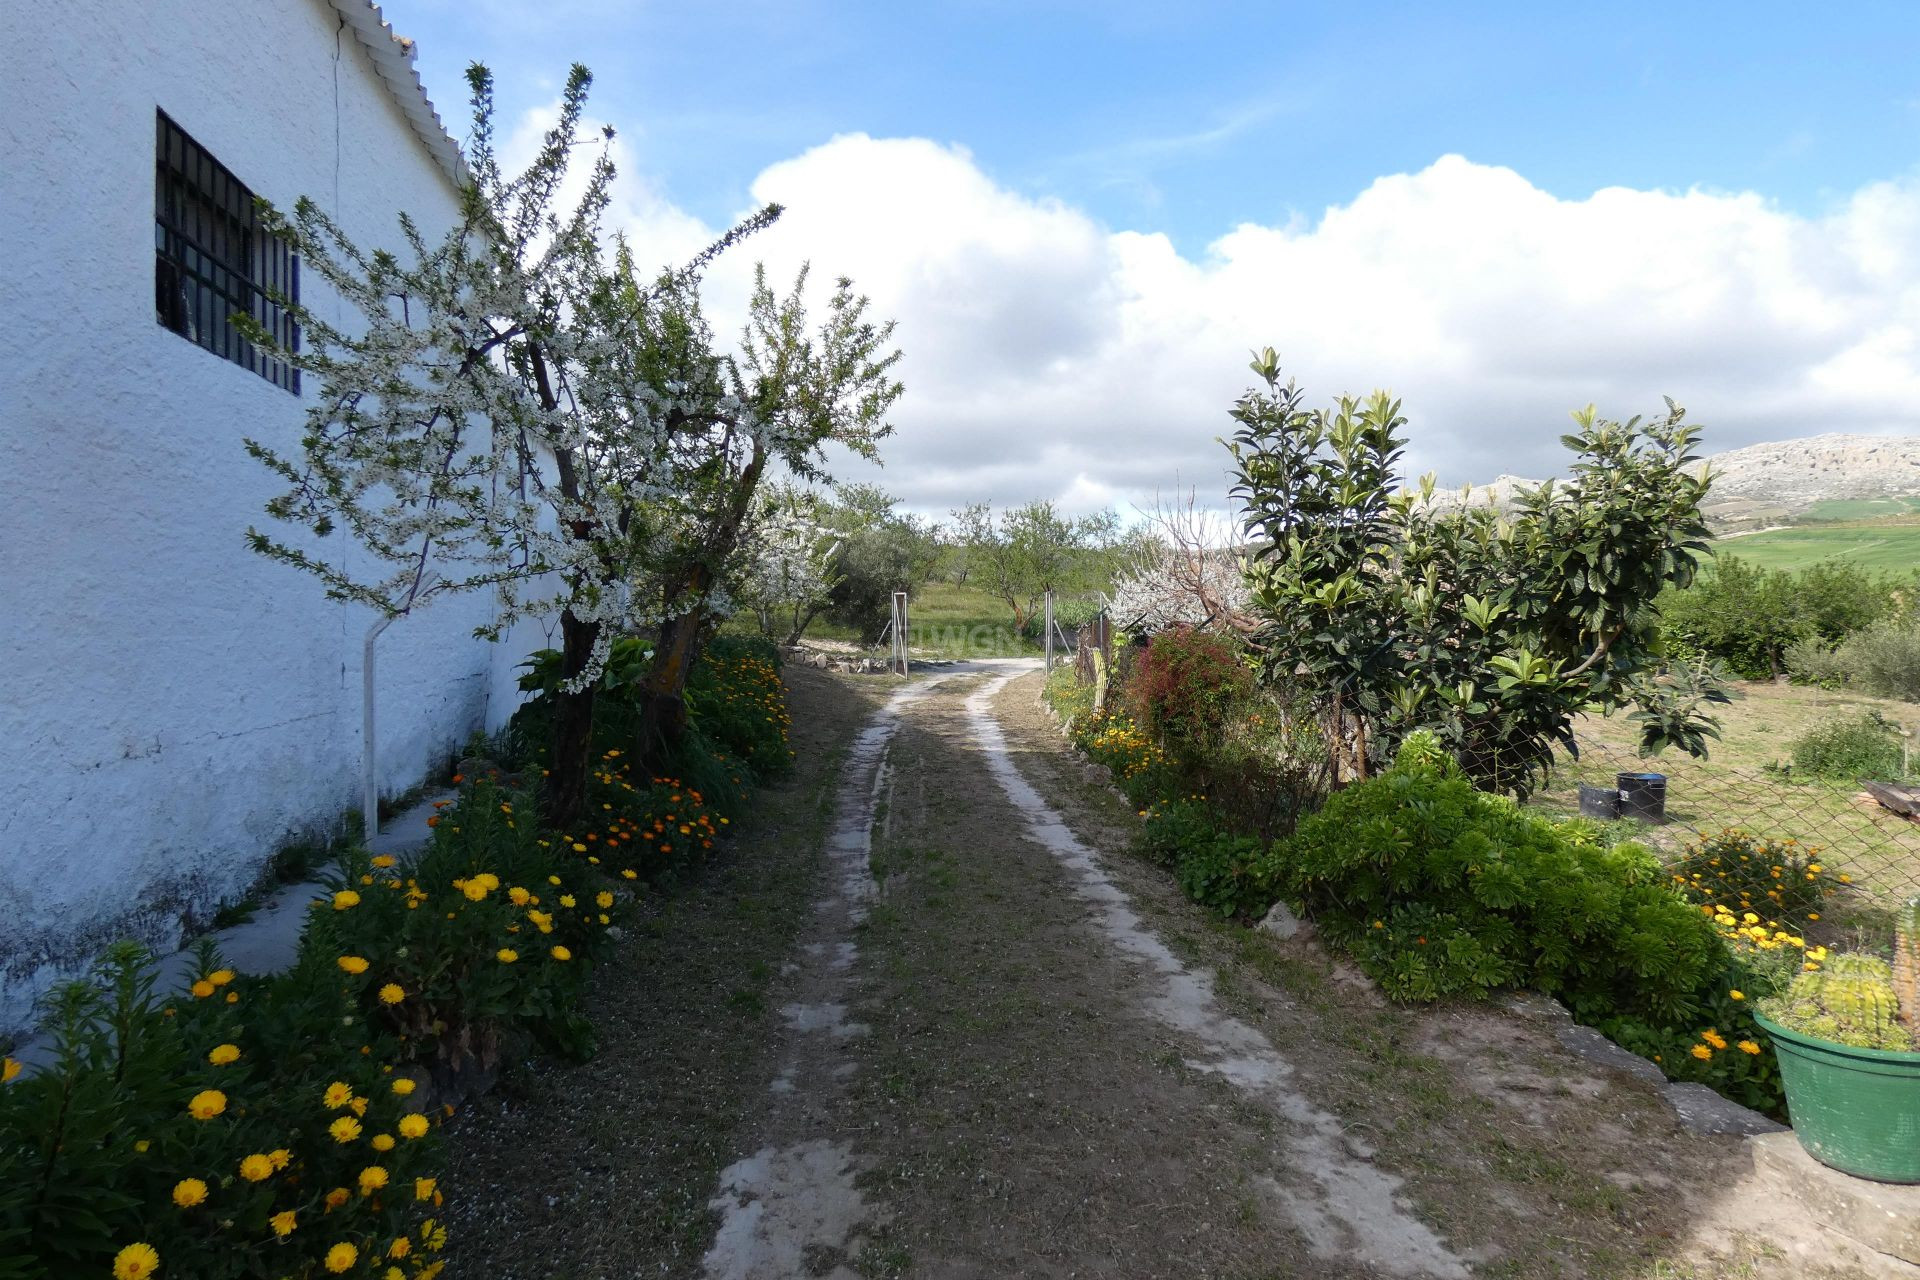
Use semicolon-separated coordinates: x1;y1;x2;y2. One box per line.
963;500;1115;631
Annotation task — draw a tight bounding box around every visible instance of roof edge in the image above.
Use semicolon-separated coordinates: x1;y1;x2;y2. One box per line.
328;0;469;191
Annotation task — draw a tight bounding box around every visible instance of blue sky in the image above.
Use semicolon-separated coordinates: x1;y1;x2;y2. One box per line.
404;1;1918;252
389;1;1920;511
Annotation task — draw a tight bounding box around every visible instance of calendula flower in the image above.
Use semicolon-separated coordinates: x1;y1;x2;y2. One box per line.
371;854;396;868
462;881;490;902
268;1148;291;1170
560;894;577;908
191;979;215;999
389;1234;412;1258
323;1081;353;1109
358;1165;390;1195
1727;990;1744;1001
239;1154;274;1182
551;945;572;962
1738;1040;1762;1055
1703;1030;1728;1051
172;1177;209;1207
2;1057;20;1083
398;1113;430;1140
371;1133;396;1152
391;1078;417;1097
325;1242;358;1272
113;1243;160;1280
1690;1044;1713;1060
207;1043;241;1065
337;955;370;975
271;1209;298;1237
596;891;614;909
325;1187;350;1210
414;1176;438;1201
378;983;406;1005
333;890;361;910
508;886;531;906
207;968;235;987
187;1089;227;1120
330;1115;363;1144
497;948;518;964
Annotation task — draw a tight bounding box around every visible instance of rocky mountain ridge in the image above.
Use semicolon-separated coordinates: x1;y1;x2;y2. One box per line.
1429;434;1920;531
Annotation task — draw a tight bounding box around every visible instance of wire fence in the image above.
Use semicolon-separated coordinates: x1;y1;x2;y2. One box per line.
1529;729;1920;943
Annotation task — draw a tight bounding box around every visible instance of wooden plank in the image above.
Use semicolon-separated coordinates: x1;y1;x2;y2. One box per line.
1864;780;1920;819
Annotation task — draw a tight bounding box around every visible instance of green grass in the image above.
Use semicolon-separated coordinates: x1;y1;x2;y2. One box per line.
1708;515;1920;571
785;581;1048;659
1803;496;1920;522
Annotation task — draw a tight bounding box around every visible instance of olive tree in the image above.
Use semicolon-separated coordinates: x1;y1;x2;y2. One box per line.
1229;349;1730;796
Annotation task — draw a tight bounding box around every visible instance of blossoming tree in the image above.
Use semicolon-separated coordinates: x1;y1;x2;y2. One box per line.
237;63;818;825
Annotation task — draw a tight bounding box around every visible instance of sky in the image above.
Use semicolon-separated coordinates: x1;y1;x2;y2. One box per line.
390;0;1920;516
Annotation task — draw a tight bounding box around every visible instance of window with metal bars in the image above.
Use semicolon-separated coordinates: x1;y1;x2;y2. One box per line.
154;111;300;392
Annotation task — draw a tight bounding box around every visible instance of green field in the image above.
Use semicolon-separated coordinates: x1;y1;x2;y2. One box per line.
1709;515;1920;572
1803;496;1920;521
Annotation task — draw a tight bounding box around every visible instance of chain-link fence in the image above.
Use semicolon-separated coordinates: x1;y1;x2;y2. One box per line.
1530;722;1920;945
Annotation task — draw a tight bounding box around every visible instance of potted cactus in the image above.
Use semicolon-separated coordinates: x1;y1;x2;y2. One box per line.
1756;915;1920;1182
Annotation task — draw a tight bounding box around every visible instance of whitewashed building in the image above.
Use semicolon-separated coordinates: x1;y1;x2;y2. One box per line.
0;1;542;1036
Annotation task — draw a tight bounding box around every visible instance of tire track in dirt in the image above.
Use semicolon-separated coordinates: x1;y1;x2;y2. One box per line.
962;666;1471;1279
701;670;964;1280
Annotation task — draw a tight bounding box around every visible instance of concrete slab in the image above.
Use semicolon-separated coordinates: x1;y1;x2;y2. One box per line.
6;791;451;1075
1753;1130;1920;1265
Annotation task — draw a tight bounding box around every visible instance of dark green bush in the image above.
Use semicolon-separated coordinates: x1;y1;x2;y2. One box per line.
685;634;792;778
1273;732;1724;1025
1832;621;1920;703
1787;710;1906;781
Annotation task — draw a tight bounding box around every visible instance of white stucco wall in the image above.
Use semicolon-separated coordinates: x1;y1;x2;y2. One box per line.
0;0;550;1037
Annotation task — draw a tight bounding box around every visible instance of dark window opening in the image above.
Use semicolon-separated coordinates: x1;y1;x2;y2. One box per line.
154;111;300;393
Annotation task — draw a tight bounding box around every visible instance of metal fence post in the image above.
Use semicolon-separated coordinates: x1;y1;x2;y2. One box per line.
1044;590;1055;673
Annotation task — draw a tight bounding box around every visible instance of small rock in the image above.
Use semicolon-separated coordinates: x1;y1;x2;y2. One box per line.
1257;901;1315;942
1501;991;1573;1023
1662;1081;1788;1136
1555;1024;1667;1088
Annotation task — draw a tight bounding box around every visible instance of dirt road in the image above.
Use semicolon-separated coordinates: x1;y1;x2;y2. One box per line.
447;662;1905;1280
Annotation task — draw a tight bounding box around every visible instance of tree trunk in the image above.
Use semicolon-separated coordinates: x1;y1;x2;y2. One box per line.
546;608;600;832
639;604;703;766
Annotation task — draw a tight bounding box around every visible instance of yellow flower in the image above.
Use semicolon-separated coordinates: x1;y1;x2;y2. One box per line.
271;1209;298;1237
337;955;370;975
268;1148;291;1170
391;1078;417;1097
350;1095;368;1116
371;854;397;868
2;1057;20;1083
239;1153;274;1182
172;1177;209;1207
1738;1040;1762;1055
1690;1044;1713;1060
191;979;216;999
550;945;572;962
330;1115;363;1144
1702;1030;1728;1051
325;1242;359;1272
622;869;638;880
462;880;490;902
1727;990;1744;1001
324;1186;350;1210
398;1113;430;1140
559;894;577;908
113;1243;160;1280
187;1089;227;1120
333;890;361;910
497;948;518;964
389;1234;412;1258
378;983;406;1006
371;1131;396;1152
508;886;531;906
596;892;614;909
134;1140;150;1153
359;1165;390;1196
414;1176;438;1201
208;1043;241;1065
323;1081;354;1109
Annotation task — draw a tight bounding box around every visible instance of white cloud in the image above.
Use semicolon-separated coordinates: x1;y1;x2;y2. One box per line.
537;112;1920;517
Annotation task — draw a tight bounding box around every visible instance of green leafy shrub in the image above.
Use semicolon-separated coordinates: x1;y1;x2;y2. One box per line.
1832;620;1920;703
1760;954;1914;1051
1274;732;1724;1024
1787;710;1906;781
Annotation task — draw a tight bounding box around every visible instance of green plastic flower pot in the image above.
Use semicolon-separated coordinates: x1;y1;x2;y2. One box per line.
1756;1011;1920;1183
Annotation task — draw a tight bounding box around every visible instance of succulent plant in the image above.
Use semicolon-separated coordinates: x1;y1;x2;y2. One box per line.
1761;953;1915;1052
1895;899;1920;1034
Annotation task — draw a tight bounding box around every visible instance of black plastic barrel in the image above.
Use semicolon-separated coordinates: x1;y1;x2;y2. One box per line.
1578;783;1621;821
1616;772;1667;824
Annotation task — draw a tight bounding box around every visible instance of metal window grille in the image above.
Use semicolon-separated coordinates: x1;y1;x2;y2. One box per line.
154;111;300;393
